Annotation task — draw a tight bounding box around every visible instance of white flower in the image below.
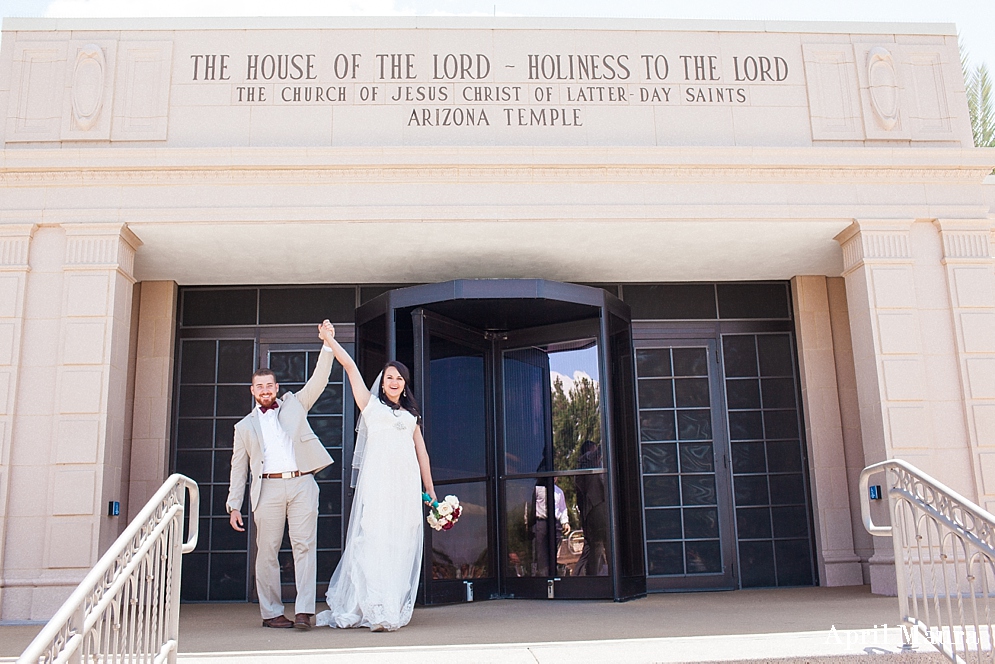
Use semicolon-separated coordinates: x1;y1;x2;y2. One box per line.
444;495;460;508
427;514;440;530
437;502;453;517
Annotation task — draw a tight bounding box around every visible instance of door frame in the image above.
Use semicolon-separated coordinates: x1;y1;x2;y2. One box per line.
635;337;737;591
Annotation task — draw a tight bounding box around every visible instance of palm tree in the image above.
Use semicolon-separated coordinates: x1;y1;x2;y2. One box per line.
962;45;995;148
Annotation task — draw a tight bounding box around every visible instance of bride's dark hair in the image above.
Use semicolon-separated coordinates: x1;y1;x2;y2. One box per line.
378;361;421;423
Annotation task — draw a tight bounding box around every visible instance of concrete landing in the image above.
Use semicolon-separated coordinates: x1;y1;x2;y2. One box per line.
2;586;948;663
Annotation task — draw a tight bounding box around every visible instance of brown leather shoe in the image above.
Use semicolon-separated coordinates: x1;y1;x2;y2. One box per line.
262;615;294;629
294;613;313;630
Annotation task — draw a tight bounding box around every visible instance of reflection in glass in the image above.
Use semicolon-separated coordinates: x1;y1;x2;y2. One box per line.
565;466;609;577
431;481;489;580
503;349;548;475
428;337;487;481
549;342;601;472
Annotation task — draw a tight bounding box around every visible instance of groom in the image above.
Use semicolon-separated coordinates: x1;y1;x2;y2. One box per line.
227;321;335;630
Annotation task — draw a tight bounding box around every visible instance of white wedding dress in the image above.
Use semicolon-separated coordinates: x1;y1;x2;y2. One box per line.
316;396;423;631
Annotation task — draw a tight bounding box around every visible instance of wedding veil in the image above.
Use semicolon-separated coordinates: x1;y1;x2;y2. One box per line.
351;371;381;487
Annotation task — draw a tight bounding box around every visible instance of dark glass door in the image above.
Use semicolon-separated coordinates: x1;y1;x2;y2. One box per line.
412;310;497;604
499;322;613;599
635;339;737;590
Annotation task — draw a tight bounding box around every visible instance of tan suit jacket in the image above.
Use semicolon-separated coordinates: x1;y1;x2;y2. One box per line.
226;348;335;514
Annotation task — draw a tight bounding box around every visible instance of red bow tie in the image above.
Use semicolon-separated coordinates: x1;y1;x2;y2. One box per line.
259;402;279;414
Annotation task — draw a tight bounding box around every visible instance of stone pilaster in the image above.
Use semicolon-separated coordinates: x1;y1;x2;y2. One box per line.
934;219;995;513
127;281;177;519
0;224;37;615
835;219;918;595
48;223;141;571
791;275;863;587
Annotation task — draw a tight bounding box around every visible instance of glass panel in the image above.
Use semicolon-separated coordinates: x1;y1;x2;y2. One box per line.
638;378;674;409
258;287;355;325
725;379;761;409
737;507;773;539
731;442;766;474
210;518;247;551
175;450;212;484
769;474;806;505
734;476;769;506
640;411;676;442
685;541;722;573
636;348;672;377
641;443;677;474
214;419;239;448
216;385;251;417
549;342;601;472
176;419;213;449
767;440;803;473
681;476;716;506
683;507;719;538
311;384;344;415
181;340;216;383
674;378;709;408
178;385;214;417
643;476;680;507
317;516;342;549
428;336;487;481
645;508;682;540
646;541;684;575
771;506;810;538
505;478;546;578
182;289;256;327
318;481;342;514
217;340;254;383
431;481;490;580
624;284;717;320
180;553;209;601
739;541;776;587
761;378;796;409
728;410;763;441
679;443;714;473
558;475;609;577
757;334;794;376
722;336;757;377
309;416;343;448
716;283;790;320
503;349;549;475
774;540;814;586
763;411;799;440
317;551;342;586
208;552;247;601
672;348;707;377
269;352;306;384
676;409;711;441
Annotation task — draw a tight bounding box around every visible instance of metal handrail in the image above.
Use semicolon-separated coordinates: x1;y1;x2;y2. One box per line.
18;474;199;664
861;459;995;663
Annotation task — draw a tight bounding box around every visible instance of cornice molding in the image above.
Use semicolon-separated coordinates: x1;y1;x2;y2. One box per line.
835;220;914;274
1;165;992;188
62;223;142;278
0;223;38;270
934;219;995;261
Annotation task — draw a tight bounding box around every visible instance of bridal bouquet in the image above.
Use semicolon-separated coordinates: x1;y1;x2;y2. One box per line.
422;493;462;531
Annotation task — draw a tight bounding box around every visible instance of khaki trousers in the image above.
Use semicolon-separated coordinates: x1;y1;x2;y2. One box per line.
252;474;319;619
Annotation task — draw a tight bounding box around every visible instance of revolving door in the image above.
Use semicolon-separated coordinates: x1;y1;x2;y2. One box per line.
354;280;645;603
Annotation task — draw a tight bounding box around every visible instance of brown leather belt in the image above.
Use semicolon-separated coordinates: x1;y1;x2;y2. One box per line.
261;470;313;479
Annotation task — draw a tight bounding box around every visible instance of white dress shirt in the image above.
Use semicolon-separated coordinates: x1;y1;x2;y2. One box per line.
258;404;298;474
534;485;569;525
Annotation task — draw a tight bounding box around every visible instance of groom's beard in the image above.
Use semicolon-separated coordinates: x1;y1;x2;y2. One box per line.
255;395;276;408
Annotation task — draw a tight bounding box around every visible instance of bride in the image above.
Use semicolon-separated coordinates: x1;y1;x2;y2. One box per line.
315;323;437;632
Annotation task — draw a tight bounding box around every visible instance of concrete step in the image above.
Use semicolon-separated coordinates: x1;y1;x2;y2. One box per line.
174;628;948;664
